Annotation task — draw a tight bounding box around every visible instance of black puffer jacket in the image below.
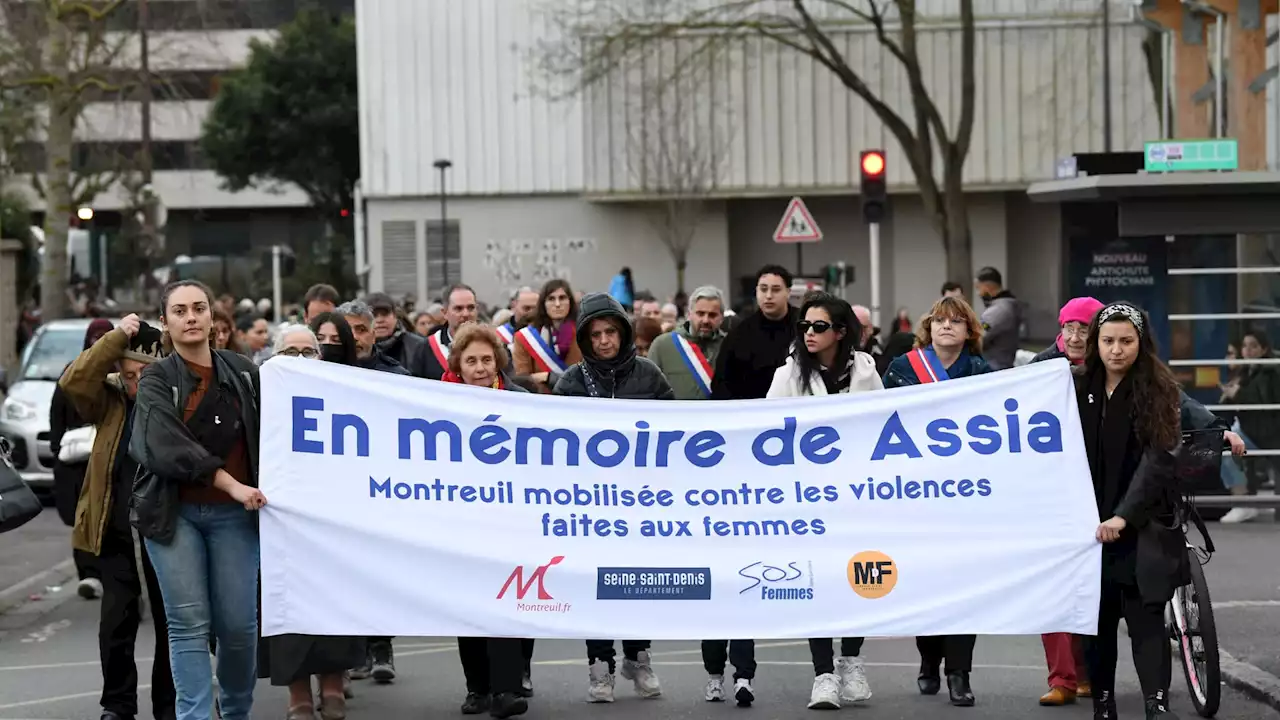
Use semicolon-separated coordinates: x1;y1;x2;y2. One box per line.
553;293;674;400
376;330;426;374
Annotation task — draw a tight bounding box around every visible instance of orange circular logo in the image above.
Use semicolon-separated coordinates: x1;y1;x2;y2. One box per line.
846;551;898;599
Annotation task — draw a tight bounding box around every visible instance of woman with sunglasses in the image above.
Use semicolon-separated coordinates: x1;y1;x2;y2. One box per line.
882;294;991;708
766;292;882;711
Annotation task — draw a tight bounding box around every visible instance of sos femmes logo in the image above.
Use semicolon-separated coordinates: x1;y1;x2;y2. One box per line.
847;551;897;599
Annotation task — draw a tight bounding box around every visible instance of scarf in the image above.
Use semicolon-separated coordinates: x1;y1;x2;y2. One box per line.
1078;365;1135;518
442;370;503;390
546;321;576;360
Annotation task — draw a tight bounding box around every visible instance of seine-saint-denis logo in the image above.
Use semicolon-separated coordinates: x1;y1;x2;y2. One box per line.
497;556;571;613
846;551;897;599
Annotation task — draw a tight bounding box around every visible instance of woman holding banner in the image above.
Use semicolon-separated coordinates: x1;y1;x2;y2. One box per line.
441;322;533;718
882;294;991;708
766;292;882;711
511;279;581;393
1074;302;1187;720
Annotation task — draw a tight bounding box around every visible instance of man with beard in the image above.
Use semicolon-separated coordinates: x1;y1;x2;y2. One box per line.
711;264;797;400
364;292;426;371
339;300;410;379
647;285;727;401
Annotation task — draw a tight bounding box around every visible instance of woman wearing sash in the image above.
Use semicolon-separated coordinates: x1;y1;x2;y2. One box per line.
882;294;991;707
511;279;582;393
766;292;882;711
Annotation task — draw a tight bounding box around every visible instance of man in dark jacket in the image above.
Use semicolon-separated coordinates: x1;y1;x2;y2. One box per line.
338;300;410;377
974;266;1024;371
411;284;480;380
552;293;670;702
711;265;797;400
365;292;426;371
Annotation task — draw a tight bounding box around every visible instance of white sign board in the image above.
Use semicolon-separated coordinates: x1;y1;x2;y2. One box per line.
774;197;823;243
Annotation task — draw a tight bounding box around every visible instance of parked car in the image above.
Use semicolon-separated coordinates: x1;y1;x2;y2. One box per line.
0;318;116;495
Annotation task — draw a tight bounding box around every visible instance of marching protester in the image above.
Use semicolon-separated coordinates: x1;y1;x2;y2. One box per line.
973;267;1023;371
311;312;361;365
608;266;635;310
302;284;341;324
553;293;672;702
50;317;113;599
712;265;797;400
438;322;532;718
59;314;176;720
235;314;272;365
212;309;235;351
648;285;726;401
511;280;580;393
1073;302;1186;720
365;292;426;372
766;292;880;711
413;284;480;380
129;280;266;720
337;301;410;377
258;324;364;720
499;286;540;345
883;294;991;707
634;317;662;357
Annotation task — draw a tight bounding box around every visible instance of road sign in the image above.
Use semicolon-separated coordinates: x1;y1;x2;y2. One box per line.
1144;139;1238;172
774;197;822;243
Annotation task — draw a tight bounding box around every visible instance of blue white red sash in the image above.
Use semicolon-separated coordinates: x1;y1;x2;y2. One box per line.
515;325;567;374
905;347;949;384
673;334;714;397
427;329;450;368
495;323;514;345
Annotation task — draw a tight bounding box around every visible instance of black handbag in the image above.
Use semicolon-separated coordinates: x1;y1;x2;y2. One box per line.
0;437;43;533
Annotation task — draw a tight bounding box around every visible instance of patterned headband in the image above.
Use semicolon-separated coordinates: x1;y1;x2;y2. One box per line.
1097;303;1145;334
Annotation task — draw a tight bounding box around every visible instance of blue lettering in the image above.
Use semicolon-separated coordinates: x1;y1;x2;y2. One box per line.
870;412;922;460
752;417;797;466
515;427;579;466
469;414;512;464
1027;412;1064;453
966;415;1001;454
925;418;961;456
369;476;391;497
292;396;324;454
586;430;628;468
332;413;369;456
685;430;725;468
800;426;841;464
398;418;462;461
977;478;993;496
394;482;411;499
1004;399;1021;453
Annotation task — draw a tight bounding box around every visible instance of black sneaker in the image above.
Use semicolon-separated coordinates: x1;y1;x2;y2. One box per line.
460;692;490;714
370;641;396;683
1146;690;1180;719
517;670;533;698
489;692;529;718
1093;690;1118;720
350;648;373;680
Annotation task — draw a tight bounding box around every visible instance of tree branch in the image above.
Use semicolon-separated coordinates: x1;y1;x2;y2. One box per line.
952;0;977;161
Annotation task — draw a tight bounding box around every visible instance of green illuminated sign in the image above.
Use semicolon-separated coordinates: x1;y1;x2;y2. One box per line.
1144;139;1238;172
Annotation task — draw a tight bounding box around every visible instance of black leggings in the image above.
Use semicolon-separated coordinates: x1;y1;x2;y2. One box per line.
1084;580;1170;698
809;637;864;676
458;637;524;695
916;635;976;674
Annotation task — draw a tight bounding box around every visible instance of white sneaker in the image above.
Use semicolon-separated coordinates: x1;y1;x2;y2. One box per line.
587;660;615;703
77;578;102;600
620;651;662;698
836;655;872;702
734;678;755;707
807;673;841;710
704;675;725;702
1221;506;1264;524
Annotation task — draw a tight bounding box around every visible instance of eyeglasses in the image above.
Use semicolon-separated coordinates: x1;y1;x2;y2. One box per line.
278;347;319;358
797;320;837;335
1061;326;1089;340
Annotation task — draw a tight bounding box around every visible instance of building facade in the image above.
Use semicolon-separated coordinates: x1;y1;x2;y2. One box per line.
357;0;1276;335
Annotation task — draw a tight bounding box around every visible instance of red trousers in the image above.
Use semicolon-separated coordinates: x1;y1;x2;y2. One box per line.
1041;633;1089;690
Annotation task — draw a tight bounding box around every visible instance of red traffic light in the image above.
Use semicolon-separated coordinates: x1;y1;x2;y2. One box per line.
340;208;350;217
861;151;885;177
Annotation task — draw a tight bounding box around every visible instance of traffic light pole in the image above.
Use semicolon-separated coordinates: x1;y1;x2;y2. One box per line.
869;222;881;330
272;244;283;324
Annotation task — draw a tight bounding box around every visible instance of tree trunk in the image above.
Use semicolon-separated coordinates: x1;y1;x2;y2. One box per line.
941;159;974;301
675;253;687;298
41;114;75;320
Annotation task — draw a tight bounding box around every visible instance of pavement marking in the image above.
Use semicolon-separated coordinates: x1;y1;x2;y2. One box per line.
0;560;76;616
0;642;459;672
18;619;71;644
533;659;1048;670
0;685;149;711
1216;600;1280;609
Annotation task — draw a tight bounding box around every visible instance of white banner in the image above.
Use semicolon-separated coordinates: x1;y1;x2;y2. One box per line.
259;357;1100;639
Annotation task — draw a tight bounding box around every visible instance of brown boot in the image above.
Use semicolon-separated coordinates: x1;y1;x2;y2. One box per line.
1039;686;1077;706
1077;681;1092;698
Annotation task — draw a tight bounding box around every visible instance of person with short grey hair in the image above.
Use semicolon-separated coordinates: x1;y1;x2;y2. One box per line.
337;300;409;376
647;285;728;401
272;323;319;357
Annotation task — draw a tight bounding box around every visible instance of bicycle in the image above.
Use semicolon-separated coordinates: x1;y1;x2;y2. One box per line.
1167;429;1223;718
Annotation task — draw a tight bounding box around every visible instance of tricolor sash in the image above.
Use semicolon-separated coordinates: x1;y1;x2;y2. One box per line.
673;334;714;397
905;347;950;384
495;323;515;345
427;329;450;368
516;325;568;374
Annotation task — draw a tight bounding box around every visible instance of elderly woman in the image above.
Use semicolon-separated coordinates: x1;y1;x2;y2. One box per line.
257;323;365;720
441;323;532;718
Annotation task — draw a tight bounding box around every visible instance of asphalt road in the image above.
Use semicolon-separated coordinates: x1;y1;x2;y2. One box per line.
0;509;76;613
0;510;1276;720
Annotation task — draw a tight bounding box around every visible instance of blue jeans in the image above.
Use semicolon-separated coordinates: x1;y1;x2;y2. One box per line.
145;503;260;720
1222;420;1260;490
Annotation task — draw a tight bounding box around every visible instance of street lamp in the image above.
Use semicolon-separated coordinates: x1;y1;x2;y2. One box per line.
433;158;452;229
76;207;94;221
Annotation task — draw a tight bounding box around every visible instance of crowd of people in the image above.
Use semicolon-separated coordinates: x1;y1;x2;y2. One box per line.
50;262;1259;720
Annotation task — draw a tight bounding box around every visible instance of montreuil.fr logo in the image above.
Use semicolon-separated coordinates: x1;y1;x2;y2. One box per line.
497;556;571;613
846;551;898;600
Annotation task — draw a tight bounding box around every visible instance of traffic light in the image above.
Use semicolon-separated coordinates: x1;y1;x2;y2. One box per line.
860;149;887;224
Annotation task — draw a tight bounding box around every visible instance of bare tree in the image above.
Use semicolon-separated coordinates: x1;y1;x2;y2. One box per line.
535;0;978;295
623;48;733;295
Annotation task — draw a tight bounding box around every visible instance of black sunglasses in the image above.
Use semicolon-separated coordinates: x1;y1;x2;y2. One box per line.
798;320;840;335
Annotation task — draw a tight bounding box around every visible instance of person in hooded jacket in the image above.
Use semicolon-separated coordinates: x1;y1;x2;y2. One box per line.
553;293;671;703
766;292;880;711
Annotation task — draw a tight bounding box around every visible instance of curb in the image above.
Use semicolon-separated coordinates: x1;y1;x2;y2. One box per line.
0;558;76;616
1221;650;1280;714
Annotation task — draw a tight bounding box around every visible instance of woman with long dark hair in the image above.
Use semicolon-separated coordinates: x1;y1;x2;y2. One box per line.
511;279;581;393
766;292;881;710
310;312;361;366
1075;302;1186;720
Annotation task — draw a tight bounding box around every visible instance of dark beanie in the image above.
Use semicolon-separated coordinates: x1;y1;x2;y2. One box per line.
122;323;166;364
84;319;114;350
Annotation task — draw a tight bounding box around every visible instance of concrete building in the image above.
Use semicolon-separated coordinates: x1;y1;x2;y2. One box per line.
358;0;1279;336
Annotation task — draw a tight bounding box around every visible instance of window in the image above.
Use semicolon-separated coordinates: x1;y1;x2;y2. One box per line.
426;220;461;299
381;221;418;299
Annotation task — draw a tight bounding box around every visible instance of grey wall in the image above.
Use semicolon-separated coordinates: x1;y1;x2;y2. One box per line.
1005;192;1063;340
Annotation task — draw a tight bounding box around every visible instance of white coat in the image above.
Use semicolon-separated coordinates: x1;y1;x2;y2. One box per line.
765;351;883;398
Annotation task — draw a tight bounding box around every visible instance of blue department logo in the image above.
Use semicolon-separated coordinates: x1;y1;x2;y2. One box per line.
596;567;712;600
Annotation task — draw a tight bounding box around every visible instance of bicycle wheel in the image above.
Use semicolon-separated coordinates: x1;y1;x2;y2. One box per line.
1169;551;1221;717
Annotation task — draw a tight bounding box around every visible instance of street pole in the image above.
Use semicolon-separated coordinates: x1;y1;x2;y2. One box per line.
869;222;881;330
795;244;803;277
1101;0;1112;151
271;245;282;324
433;158;453;290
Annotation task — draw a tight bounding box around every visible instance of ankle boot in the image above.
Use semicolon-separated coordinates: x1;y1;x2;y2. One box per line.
946;671;975;707
1145;690;1180;719
1093;690;1118;720
917;660;941;695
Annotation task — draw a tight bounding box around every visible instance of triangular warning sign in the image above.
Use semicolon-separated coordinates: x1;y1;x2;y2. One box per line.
773;197;822;243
